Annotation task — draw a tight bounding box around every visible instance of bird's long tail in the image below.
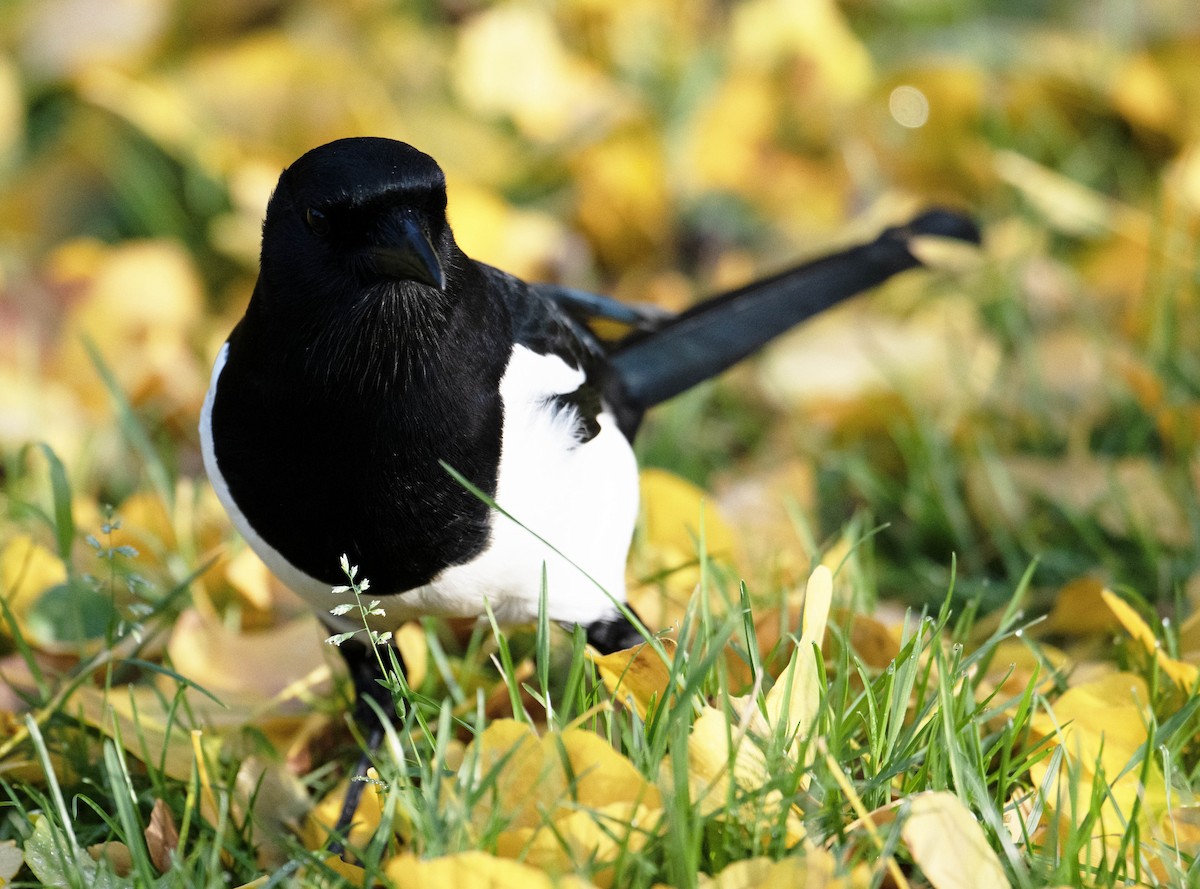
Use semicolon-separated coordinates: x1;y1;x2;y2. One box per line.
609;208;980;412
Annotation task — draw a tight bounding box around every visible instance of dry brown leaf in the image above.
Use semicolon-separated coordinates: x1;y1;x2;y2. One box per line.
144;798;178;874
86;841;133;877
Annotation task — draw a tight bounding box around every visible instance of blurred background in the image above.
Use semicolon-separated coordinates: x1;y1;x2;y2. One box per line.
3;0;1200;637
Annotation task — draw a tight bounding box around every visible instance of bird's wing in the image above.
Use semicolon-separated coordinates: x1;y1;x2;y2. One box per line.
530;283;675;332
478;264;609;369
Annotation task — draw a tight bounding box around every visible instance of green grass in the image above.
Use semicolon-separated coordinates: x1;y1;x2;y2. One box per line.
4;423;1199;887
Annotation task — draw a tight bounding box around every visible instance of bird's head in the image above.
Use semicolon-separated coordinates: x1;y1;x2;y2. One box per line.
258;138;454;316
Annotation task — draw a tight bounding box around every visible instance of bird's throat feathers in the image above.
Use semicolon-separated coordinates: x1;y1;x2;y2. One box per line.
300;278;453;396
246;263;495;402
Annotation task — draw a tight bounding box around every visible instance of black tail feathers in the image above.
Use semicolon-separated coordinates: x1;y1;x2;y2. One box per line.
608;208;979;424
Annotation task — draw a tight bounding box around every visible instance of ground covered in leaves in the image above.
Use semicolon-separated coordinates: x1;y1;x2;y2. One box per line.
2;0;1200;887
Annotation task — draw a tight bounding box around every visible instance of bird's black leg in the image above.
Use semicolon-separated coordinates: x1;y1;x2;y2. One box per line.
584;606;649;655
324;630;405;857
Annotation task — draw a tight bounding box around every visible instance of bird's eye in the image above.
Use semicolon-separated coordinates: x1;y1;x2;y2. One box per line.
305;207;331;236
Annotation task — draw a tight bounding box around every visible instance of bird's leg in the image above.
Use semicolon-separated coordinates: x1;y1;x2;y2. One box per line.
324;630;405;857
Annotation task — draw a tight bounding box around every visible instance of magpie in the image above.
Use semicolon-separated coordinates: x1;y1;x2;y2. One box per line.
199;136;979;845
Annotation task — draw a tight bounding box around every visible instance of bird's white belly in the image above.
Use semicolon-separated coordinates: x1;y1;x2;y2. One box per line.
202;343;639;630
399;345;639;626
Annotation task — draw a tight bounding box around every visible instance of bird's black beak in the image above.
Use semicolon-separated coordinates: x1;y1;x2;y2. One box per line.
366;213;447;290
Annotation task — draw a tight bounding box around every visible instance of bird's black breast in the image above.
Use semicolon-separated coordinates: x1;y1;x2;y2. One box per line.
209;303;509;594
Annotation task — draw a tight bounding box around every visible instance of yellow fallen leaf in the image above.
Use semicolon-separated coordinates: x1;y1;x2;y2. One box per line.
1109;53;1181;137
453;4;626;143
394;621;429;691
730;0;873;103
976;638;1066;705
968;455;1190;549
54;238;206;412
900;792;1009;889
994;151;1141;239
1038;577;1119;637
460;720;549;832
305;855;369;884
1029;671;1167;852
589;638;676;719
765;566;831;768
454;720;662;876
684;704;805;846
0;839;23;884
572;130;671;266
383;851;594;889
1159;801;1200;859
630;468;741;630
444;180;571;282
0;59;22;160
683;72;777;194
69;685;220;782
760;299;999;427
497;802;661;888
164;608;329;715
304;770;386;854
0;534;66;622
1101;589;1199;690
1179;606;1200;663
637;468;738;566
222;546;276;613
461;720;661;826
21;0;168;81
697;847;852;888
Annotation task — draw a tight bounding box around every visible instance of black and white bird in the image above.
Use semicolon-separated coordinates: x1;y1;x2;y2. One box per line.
199;136;978;843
